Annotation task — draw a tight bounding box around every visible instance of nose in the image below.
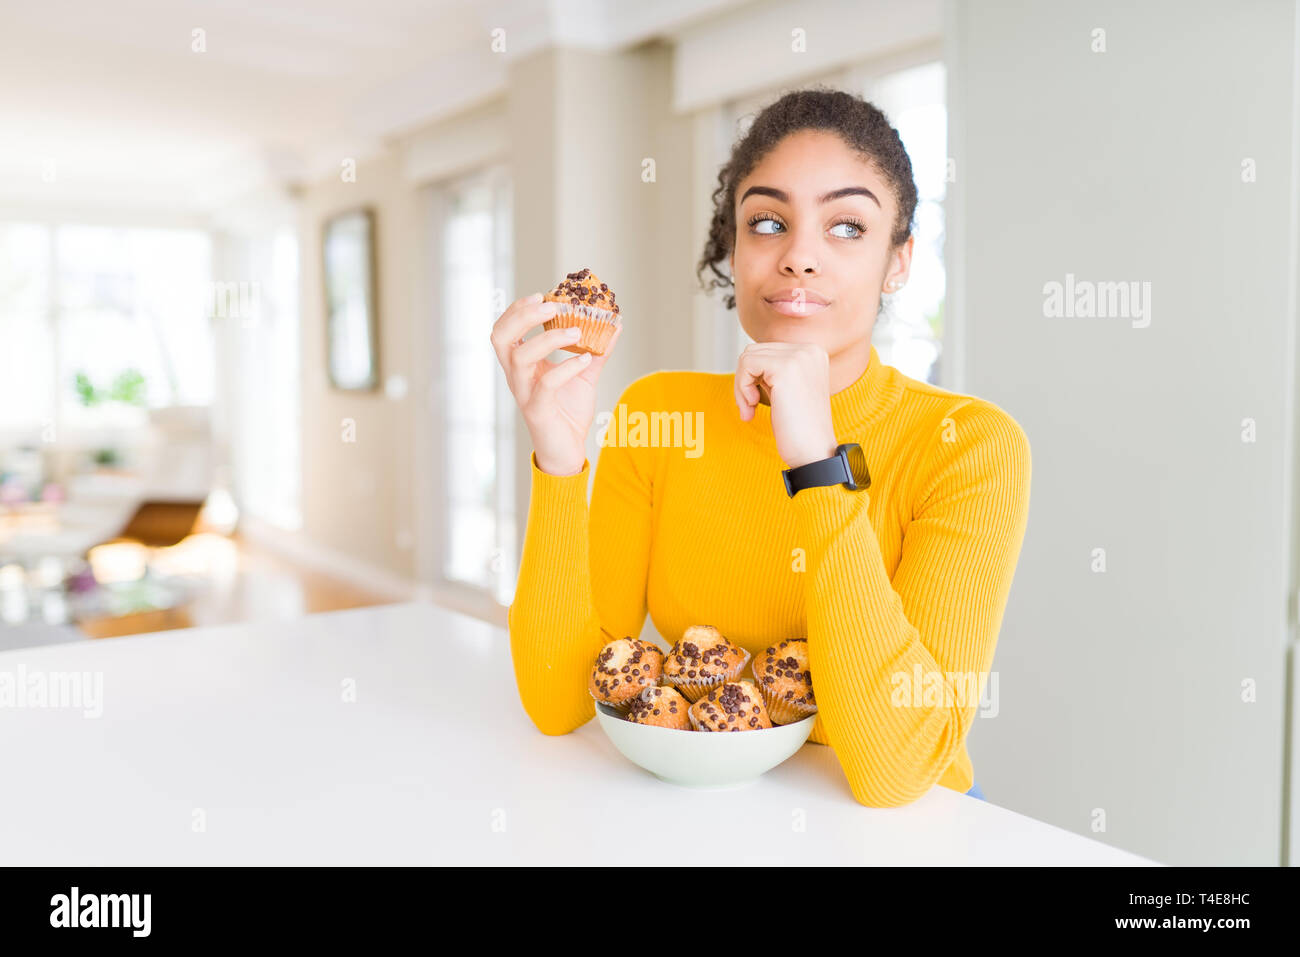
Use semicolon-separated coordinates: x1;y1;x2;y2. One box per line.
778;227;819;276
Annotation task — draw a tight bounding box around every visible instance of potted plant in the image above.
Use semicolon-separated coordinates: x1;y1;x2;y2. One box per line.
74;368;147;408
75;368;148;472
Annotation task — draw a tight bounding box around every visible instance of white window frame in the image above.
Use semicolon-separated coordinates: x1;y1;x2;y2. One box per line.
418;163;515;627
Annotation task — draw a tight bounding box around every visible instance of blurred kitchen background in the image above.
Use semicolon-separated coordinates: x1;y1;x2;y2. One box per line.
0;0;1296;868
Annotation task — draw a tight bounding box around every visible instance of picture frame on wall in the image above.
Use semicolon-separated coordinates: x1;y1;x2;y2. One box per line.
323;207;379;391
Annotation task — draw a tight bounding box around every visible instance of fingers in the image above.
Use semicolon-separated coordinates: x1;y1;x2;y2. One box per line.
490;293;557;368
535;350;593;395
734;356;748;418
555;322;623;386
734;351;764;420
734;342;820;419
512;326;583;369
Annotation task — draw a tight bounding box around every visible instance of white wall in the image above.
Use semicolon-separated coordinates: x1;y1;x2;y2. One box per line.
947;0;1298;865
507;41;697;561
296;149;419;584
672;0;941;113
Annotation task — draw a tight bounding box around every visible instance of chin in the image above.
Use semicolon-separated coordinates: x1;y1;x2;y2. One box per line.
749;323;819;343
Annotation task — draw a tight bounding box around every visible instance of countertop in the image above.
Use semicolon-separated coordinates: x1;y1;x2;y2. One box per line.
0;601;1159;865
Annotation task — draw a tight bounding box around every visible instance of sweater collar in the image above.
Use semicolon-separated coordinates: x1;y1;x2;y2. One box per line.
743;342;903;444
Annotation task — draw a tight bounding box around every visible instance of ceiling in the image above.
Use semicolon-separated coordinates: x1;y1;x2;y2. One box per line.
0;0;745;217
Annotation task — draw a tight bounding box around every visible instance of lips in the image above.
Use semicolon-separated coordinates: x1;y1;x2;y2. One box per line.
763;288;831;316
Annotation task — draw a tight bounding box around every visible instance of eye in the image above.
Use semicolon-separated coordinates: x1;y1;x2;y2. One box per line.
830;218;866;239
747;212;866;239
747;213;784;234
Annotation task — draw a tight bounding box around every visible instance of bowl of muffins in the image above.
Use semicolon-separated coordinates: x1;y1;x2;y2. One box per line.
590;626;818;789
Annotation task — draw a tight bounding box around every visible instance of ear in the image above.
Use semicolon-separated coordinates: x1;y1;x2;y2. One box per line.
886;235;915;287
897;234;915;276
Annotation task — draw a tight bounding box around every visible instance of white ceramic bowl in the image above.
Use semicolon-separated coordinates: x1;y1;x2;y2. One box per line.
594;700;816;788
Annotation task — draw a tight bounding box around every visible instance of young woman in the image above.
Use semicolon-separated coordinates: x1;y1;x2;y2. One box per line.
490;87;1030;807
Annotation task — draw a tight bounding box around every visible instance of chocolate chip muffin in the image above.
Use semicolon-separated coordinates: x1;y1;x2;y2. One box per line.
661;625;751;703
688;680;773;732
543;267;621;357
624;685;692;730
752;639;817;725
589;637;663;712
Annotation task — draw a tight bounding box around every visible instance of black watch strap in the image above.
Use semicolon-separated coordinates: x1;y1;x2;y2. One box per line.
783;443;870;497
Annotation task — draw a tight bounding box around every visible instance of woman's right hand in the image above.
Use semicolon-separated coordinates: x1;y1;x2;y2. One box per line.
490;293;623;476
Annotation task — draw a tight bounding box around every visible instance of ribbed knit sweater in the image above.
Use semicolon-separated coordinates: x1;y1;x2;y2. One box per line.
508;343;1031;806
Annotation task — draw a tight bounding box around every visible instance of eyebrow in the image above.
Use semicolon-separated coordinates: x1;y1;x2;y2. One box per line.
739;185;881;209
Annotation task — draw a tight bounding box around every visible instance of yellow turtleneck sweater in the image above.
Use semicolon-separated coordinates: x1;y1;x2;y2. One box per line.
508;343;1031;806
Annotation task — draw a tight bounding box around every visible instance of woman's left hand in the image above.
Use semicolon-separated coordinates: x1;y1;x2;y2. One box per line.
734;341;839;469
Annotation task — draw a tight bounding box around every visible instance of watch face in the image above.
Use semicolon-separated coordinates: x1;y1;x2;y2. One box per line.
840;444;871;489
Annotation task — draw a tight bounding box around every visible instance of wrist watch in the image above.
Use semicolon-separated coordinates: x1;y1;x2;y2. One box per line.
783;442;871;497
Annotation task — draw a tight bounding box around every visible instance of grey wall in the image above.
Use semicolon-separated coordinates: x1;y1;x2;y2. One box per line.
948;0;1298;865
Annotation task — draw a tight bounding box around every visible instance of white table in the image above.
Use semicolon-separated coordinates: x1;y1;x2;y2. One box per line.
0;601;1160;865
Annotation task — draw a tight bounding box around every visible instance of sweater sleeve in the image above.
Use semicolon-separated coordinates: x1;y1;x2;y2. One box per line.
507;374;660;735
790;400;1031;807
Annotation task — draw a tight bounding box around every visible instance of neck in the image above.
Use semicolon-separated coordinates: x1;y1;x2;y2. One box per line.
828;336;873;397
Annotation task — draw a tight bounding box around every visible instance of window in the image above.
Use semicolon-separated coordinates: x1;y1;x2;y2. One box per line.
710;58;947;385
850;60;947;385
436;165;516;606
225;226;301;530
0;222;214;436
0;223;54;431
